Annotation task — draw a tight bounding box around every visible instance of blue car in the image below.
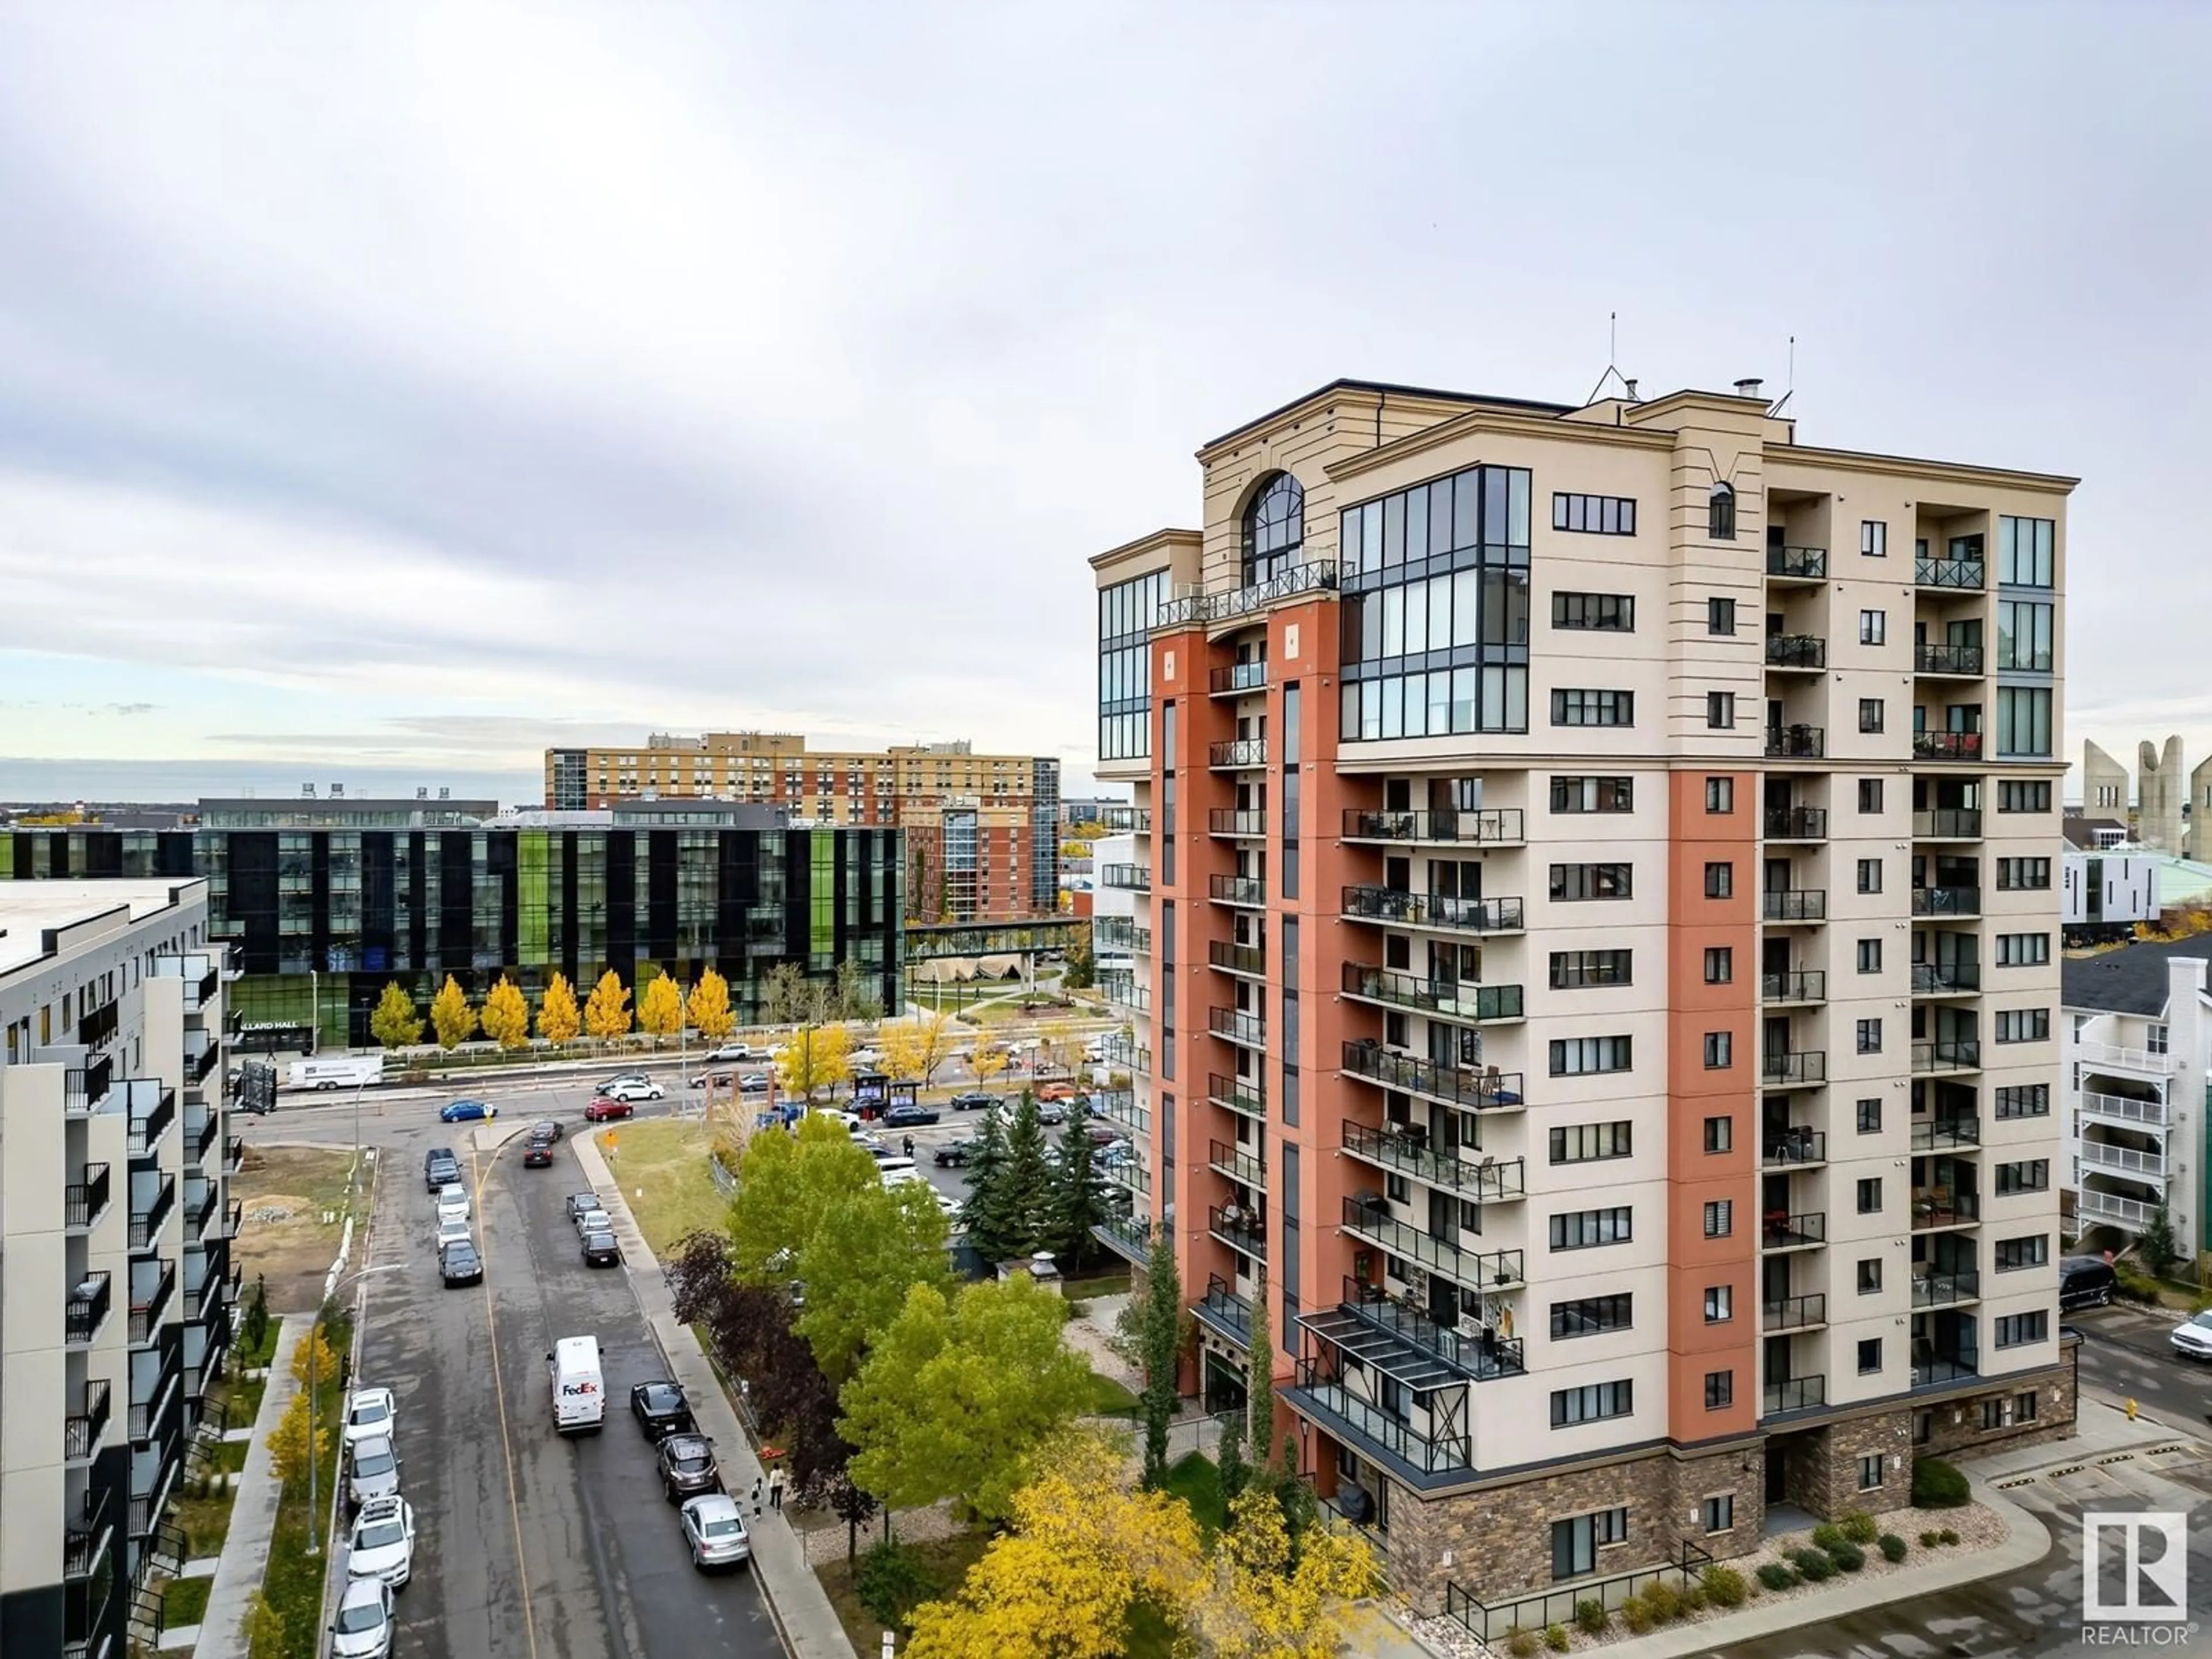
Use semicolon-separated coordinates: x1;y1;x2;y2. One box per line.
439;1099;493;1123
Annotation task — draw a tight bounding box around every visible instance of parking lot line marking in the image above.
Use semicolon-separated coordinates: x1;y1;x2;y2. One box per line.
473;1136;542;1659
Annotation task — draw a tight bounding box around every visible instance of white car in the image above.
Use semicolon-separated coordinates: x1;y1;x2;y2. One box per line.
435;1184;470;1226
2171;1310;2212;1361
680;1492;752;1571
575;1207;612;1238
329;1575;395;1658
849;1047;883;1068
707;1043;767;1063
435;1214;472;1251
346;1495;415;1588
597;1075;664;1103
813;1108;863;1132
342;1387;396;1450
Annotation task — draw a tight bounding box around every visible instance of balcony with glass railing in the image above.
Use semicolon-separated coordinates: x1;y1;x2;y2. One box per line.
1209;874;1266;908
1762;889;1827;923
1340;964;1524;1024
1762;1129;1827;1168
1765;725;1825;759
1911;962;1981;996
1327;1277;1525;1380
1341;1041;1526;1111
1208;1007;1266;1051
1097;805;1152;834
1912;1271;1982;1308
1209;808;1268;839
1762;1293;1827;1331
1340;808;1526;847
1910;1116;1981;1152
1100;863;1152;892
1912;1039;1982;1075
1209;940;1266;978
1208;1204;1267;1261
1915;642;1985;676
1286;1362;1472;1477
1342;885;1524;935
1912;731;1983;762
1763;806;1827;842
1761;1051;1826;1087
1094;916;1152;954
1096;1090;1150;1137
1342;1122;1526;1200
1210;660;1269;697
1761;1211;1827;1251
1194;1274;1253;1345
1340;1198;1524;1293
1911;1189;1980;1231
1763;1376;1828;1415
1768;545;1827;581
1764;634;1826;671
1913;809;1983;840
1207;1137;1267;1190
1912;885;1981;917
1760;971;1826;1005
1092;1209;1152;1266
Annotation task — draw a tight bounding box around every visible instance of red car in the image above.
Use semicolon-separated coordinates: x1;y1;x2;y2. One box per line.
584;1096;635;1123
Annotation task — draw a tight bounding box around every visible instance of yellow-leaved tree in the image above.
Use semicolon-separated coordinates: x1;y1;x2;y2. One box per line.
637;968;685;1039
904;1433;1204;1659
368;981;422;1048
291;1323;340;1387
267;1389;327;1490
688;966;735;1041
971;1042;1009;1088
1194;1488;1381;1659
777;1021;851;1104
480;975;532;1051
880;1008;957;1091
429;974;477;1050
583;970;632;1041
537;971;581;1047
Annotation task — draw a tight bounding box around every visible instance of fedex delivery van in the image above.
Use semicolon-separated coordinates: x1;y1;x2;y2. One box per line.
288;1055;384;1091
548;1335;605;1434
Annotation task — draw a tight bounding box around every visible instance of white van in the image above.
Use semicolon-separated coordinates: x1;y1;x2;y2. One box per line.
547;1335;604;1434
289;1055;384;1092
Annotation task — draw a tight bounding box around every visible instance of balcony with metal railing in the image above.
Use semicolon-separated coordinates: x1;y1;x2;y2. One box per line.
1208;1138;1267;1190
1330;1278;1526;1380
67;1272;112;1344
1098;973;1151;1016
1764;725;1825;759
1208;1007;1266;1050
130;1367;179;1443
189;1107;219;1162
1761;889;1827;922
66;1379;112;1463
1916;553;1984;590
1761;1212;1827;1251
1764;634;1826;671
130;1260;176;1343
1097;805;1152;834
226;1135;244;1172
123;1082;175;1156
1912;731;1983;762
1762;1129;1827;1168
1762;1293;1828;1331
1911;962;1981;996
1342;1122;1527;1199
1911;1190;1981;1230
226;1197;243;1239
1768;545;1827;580
1208;1204;1267;1261
185;1178;218;1239
1340;808;1527;847
1341;1041;1527;1111
65;1485;113;1580
1913;809;1983;840
1209;737;1270;770
1094;916;1152;953
1912;1039;1982;1074
1207;1074;1266;1119
1911;1351;1980;1388
1100;863;1152;892
2078;1089;2168;1129
1761;1051;1826;1088
1912;1271;1982;1308
1096;1090;1150;1137
79;998;120;1054
1763;1376;1828;1415
1209;940;1266;978
1763;806;1827;841
184;1032;221;1086
66;1163;112;1232
1760;971;1826;1005
1155;559;1338;630
130;1175;176;1251
1107;1160;1150;1206
1910;1116;1982;1152
1341;964;1524;1023
1342;885;1525;935
1912;885;1981;917
2079;1139;2167;1179
1209;808;1268;838
1341;1198;1524;1292
1092;1209;1152;1266
1915;642;1985;676
1210;660;1269;696
1194;1274;1252;1345
1287;1360;1472;1477
1209;873;1266;908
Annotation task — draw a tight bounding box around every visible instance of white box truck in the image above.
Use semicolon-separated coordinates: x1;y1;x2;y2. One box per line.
287;1055;384;1091
548;1336;604;1434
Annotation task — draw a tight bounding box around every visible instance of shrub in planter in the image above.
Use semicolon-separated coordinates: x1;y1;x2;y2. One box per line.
1879;1534;1908;1563
1545;1624;1571;1653
1789;1547;1836;1583
1680;1582;1707;1613
1505;1628;1540;1658
1829;1542;1866;1573
1756;1562;1799;1592
1840;1509;1880;1544
1620;1595;1655;1634
1642;1580;1684;1623
1912;1456;1971;1508
1810;1521;1847;1553
1575;1599;1609;1637
1919;1529;1942;1548
1701;1564;1748;1608
1938;1528;1959;1546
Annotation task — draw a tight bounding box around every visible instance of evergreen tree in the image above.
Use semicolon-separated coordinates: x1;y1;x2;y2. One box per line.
956;1104;1018;1262
2138;1202;2181;1278
998;1090;1055;1256
1047;1108;1110;1271
1217;1414;1249;1503
1245;1269;1276;1468
1137;1221;1186;1488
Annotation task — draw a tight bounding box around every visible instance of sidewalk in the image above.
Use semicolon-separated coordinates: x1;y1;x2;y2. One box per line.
196;1317;305;1659
573;1130;858;1659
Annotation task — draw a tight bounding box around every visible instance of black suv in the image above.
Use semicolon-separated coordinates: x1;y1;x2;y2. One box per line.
657;1434;722;1504
425;1149;461;1192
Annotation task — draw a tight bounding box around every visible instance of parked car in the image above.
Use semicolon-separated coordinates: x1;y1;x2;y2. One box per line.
565;1191;602;1220
434;1184;470;1226
709;1042;770;1063
631;1379;694;1440
933;1139;977;1168
2172;1310;2212;1362
738;1073;771;1094
813;1108;863;1131
329;1576;396;1659
346;1495;415;1589
439;1239;483;1286
574;1206;612;1238
1036;1082;1078;1103
423;1149;460;1191
882;1103;941;1129
342;1387;397;1449
947;1091;997;1111
687;1070;737;1090
345;1435;402;1516
2058;1256;2118;1309
1036;1100;1070;1126
596;1075;664;1103
679;1492;751;1571
657;1433;722;1503
582;1229;622;1267
1085;1124;1122;1147
584;1096;635;1123
439;1099;491;1123
434;1214;472;1251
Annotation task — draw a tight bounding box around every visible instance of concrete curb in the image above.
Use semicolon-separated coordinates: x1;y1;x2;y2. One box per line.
196;1317;307;1659
573;1129;861;1659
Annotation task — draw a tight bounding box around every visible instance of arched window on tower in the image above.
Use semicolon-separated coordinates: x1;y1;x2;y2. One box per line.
1243;473;1305;585
1709;481;1736;541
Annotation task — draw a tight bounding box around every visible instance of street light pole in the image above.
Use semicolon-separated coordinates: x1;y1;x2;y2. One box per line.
305;1263;404;1558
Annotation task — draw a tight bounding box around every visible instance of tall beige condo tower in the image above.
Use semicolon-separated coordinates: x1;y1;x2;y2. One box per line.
2137;737;2183;853
2080;740;2127;816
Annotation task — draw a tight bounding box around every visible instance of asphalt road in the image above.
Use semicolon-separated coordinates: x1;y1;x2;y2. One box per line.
342;1093;783;1659
2069;1303;2212;1431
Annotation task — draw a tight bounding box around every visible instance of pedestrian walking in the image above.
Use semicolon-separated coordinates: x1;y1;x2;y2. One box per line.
768;1467;786;1512
902;1134;915;1160
751;1476;763;1517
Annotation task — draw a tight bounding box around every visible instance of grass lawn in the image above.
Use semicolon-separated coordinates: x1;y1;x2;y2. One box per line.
250;1314;351;1659
1060;1271;1132;1300
1079;1368;1139;1416
230;1145;368;1314
1161;1450;1228;1539
598;1120;729;1258
176;1488;236;1560
816;1532;989;1649
211;1439;249;1475
228;1374;268;1425
162;1573;213;1629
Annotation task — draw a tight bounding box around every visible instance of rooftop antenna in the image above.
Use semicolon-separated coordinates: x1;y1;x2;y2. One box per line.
1768;335;1797;417
1584;310;1638;407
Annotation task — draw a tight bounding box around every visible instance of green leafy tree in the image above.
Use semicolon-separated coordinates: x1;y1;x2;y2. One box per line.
2137;1203;2181;1278
368;982;422;1048
428;974;476;1050
1137;1222;1187;1488
728;1113;878;1278
480;975;531;1051
842;1274;1095;1524
536;971;581;1046
688;966;736;1041
1246;1271;1276;1471
796;1179;953;1384
956;1103;1018;1261
1047;1108;1111;1271
997;1090;1055;1256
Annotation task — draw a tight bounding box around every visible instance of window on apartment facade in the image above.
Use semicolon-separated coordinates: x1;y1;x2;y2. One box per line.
2149;1022;2170;1055
1998;516;2055;587
1708;597;1736;635
1997;599;2055;672
1551;863;1633;901
1703;1495;1734;1534
1551;1508;1629;1581
1859;698;1885;733
1858;1456;1884;1492
1551;775;1633;813
1995;1311;2050;1349
1984;1393;2038;1430
1857;938;1882;973
1550;1293;1633;1339
1997;933;2051;967
1857;1259;1883;1294
1855;1018;1882;1054
1997;1160;2050;1195
1997;857;2052;891
1552;592;1635;631
1861;520;1887;558
1552;1380;1634;1428
1703;1032;1733;1069
1995;1234;2051;1271
1550;1036;1633;1076
1997;687;2054;757
1554;493;1637;535
1703;1199;1733;1237
1550;1207;1634;1250
1709;482;1736;540
1857;1177;1883;1214
1859;609;1887;646
1999;781;2052;813
1707;691;1736;729
1705;1370;1733;1410
1552;688;1634;726
1856;1098;1882;1133
1995;1085;2050;1120
1549;1122;1633;1164
1859;778;1883;813
1996;1009;2051;1044
1706;776;1734;813
1703;1115;1732;1153
1705;862;1734;899
1550;949;1633;988
1703;1285;1732;1324
1857;858;1883;893
1704;946;1733;984
1858;1339;1883;1374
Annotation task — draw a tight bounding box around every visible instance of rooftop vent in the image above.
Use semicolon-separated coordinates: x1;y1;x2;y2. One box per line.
330;783;344;798
301;783;316;797
1734;378;1765;400
1623;378;1638;402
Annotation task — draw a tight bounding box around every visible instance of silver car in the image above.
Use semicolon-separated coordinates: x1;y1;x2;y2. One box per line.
329;1576;395;1659
680;1492;751;1571
346;1434;401;1516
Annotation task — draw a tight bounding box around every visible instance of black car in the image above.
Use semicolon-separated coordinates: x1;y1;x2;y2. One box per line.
657;1433;722;1504
933;1139;977;1168
565;1191;601;1220
582;1229;621;1267
439;1239;483;1286
528;1119;564;1143
631;1380;694;1440
881;1103;941;1129
2059;1256;2118;1309
947;1092;997;1112
425;1149;461;1191
522;1141;555;1169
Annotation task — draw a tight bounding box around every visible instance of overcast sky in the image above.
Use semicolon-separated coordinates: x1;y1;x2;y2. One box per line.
0;2;2205;807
